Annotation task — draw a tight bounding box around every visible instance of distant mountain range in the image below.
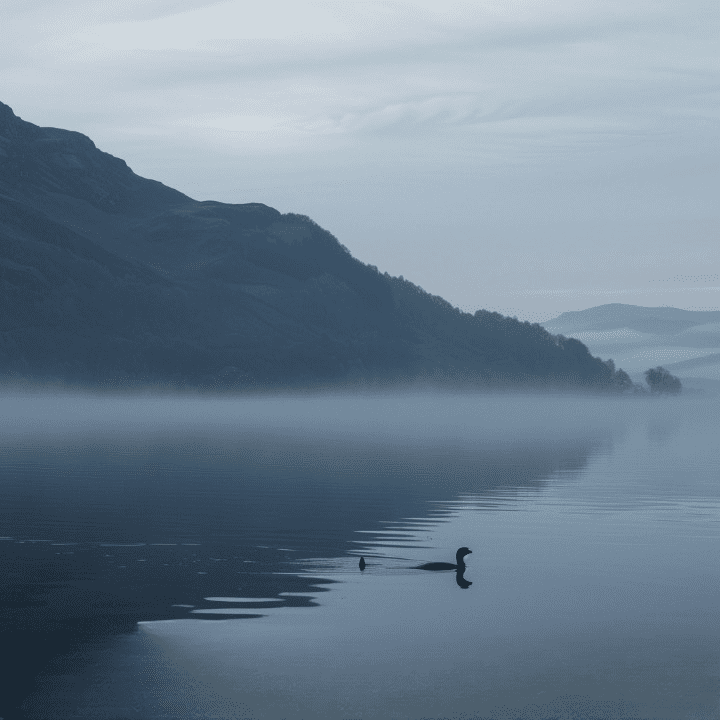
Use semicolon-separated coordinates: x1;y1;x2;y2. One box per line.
0;100;631;391
543;304;720;393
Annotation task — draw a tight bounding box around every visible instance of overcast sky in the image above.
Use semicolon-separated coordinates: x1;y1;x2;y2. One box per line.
3;0;719;320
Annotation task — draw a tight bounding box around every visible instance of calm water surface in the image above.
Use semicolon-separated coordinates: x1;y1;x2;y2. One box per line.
1;393;719;719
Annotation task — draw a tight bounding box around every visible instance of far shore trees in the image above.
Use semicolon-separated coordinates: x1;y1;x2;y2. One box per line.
603;359;636;393
644;366;682;395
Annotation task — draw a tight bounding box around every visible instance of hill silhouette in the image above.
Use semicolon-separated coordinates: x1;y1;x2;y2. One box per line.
1;100;624;391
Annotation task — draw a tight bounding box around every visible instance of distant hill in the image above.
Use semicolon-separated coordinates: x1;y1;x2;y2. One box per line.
0;100;622;391
542;303;720;391
544;304;720;337
664;352;720;373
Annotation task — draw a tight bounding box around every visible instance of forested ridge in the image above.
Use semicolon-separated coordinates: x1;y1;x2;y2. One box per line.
0;100;628;391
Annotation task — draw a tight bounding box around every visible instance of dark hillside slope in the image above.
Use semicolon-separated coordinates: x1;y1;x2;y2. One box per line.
0;100;620;390
0;194;215;380
0;100;187;215
391;278;613;385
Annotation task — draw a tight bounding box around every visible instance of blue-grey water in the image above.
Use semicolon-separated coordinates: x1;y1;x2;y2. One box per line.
1;392;719;719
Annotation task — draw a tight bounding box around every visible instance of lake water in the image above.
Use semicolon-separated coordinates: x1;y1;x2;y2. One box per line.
1;392;720;719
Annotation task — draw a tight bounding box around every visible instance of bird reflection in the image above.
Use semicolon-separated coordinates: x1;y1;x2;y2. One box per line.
414;547;472;589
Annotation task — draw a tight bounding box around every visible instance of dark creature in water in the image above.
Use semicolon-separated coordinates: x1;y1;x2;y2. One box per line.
415;547;472;589
415;547;472;571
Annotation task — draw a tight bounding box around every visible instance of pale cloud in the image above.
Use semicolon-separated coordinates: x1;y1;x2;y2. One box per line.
75;2;352;48
503;287;720;298
3;0;229;22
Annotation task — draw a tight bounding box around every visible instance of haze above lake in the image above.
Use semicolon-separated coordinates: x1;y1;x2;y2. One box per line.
2;392;719;719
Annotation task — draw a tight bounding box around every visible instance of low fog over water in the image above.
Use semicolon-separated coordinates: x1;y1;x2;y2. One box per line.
2;390;631;442
1;392;719;719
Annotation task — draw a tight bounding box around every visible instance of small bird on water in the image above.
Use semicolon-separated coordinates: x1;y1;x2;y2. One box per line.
359;556;366;571
414;547;472;571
